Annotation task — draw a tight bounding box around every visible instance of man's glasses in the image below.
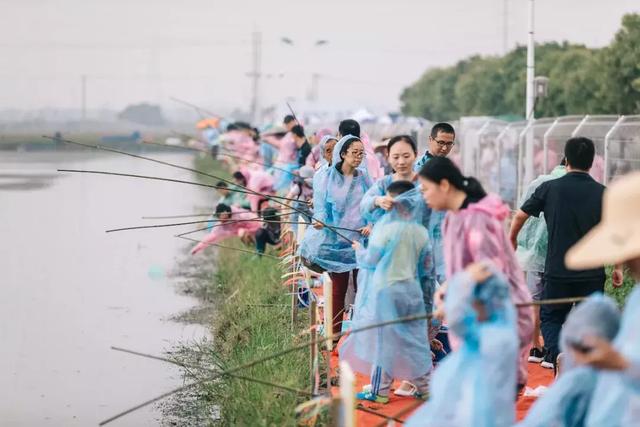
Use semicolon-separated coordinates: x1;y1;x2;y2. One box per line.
434;139;455;149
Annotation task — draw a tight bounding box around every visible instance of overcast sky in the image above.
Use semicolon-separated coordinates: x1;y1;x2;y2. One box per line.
1;0;638;114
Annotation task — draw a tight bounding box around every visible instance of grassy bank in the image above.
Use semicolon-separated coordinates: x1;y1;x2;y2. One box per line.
175;156;312;426
176;240;312;426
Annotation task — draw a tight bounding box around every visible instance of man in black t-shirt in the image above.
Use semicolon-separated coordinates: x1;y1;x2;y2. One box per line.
509;137;623;369
292;124;311;166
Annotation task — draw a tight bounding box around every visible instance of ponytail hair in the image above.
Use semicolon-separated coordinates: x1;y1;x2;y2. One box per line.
419;157;486;199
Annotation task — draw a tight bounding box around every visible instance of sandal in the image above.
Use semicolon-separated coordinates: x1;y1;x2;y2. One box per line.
394;381;418;397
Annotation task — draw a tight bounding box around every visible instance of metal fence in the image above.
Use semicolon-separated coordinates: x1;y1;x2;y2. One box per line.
457;114;640;208
312;114;640;209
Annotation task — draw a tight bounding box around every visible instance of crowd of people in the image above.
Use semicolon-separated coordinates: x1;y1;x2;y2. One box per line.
189;114;639;426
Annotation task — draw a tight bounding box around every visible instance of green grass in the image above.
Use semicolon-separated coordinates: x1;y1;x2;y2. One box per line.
605;265;637;307
189;242;311;426
180;156;313;426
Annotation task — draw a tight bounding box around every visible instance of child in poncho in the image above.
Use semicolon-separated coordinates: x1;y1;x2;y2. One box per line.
340;181;435;403
406;262;518;427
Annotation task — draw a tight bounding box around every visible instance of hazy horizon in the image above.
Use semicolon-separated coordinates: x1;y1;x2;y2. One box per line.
2;0;638;115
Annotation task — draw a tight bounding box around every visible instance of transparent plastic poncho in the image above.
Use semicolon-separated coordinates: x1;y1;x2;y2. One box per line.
339;188;435;380
406;267;518;427
518;293;621;427
586;285;640;427
516;166;567;272
443;194;533;384
298;135;373;273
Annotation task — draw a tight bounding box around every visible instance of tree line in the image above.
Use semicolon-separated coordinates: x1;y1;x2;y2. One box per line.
400;14;640;121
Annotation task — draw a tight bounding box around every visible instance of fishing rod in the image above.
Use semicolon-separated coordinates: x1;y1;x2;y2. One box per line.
57;169;302;204
143;140;299;177
172;213;316;239
110;346;312;396
48;136;355;244
286;101;311;145
176;235;280;260
169;96;218;119
141;209;296;220
106;211;296;233
99;293;584;425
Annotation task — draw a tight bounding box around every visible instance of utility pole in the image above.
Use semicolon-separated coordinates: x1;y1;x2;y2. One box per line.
503;0;509;54
249;31;262;123
524;0;536;185
526;0;535;121
308;73;320;102
81;74;87;121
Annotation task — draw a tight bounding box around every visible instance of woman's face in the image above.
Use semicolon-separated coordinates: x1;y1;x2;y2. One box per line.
419;176;449;210
389;140;416;175
341;140;365;169
323;139;337;163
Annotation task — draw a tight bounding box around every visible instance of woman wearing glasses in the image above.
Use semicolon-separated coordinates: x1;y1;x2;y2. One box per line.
299;135;373;338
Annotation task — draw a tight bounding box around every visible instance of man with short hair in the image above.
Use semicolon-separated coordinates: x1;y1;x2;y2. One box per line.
337;119;361;138
291;125;311;166
510;137;623;370
415;122;456;285
414;122;456;172
283;114;298;131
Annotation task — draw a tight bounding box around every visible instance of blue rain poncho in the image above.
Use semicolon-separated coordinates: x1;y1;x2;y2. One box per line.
516;166;566;272
298;135;372;273
518;293;621;427
406;266;518;427
360;174;444;279
359;175;437;312
315;134;336;171
339;188;434;380
585;285;640;427
413;154;446;282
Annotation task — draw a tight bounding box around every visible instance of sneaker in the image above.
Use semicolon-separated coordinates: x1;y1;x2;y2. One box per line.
528;347;545;363
540;353;556;370
356;391;389;404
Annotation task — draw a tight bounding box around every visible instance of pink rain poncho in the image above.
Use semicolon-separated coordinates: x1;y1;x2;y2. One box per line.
190;207;261;255
245;168;275;212
443;194;534;385
224;130;260;161
271;131;299;190
360;133;384;181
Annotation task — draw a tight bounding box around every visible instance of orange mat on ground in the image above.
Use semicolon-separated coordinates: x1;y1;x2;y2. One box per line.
327;345;554;426
311;285;554;425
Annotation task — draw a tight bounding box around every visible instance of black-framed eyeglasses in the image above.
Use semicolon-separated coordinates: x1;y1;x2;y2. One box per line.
434;139;455;149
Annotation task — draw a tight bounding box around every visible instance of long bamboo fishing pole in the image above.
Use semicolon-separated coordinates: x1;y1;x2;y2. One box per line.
169;96;218;119
141;209;296;220
49;136;355;244
110;347;312;396
106;210;296;233
176;235;280;260
57;169;301;204
144;140;299;176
